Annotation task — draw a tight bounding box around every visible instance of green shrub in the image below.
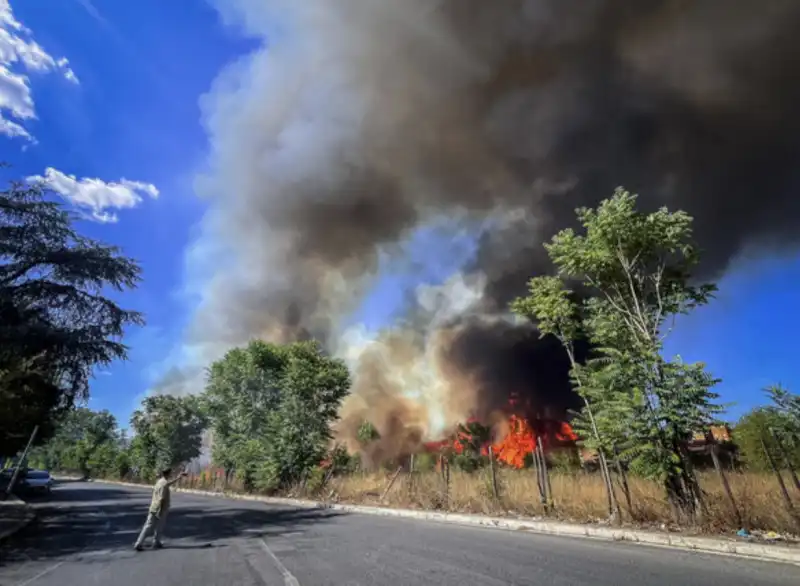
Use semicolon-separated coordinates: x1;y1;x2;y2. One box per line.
414;452;436;472
305;466;328;494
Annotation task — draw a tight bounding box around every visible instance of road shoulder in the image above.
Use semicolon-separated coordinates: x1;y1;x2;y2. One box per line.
87;478;800;566
0;494;36;543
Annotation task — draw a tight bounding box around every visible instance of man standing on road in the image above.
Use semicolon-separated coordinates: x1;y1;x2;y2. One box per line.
134;468;187;551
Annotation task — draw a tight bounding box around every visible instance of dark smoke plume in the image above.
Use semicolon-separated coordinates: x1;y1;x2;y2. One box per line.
184;0;800;453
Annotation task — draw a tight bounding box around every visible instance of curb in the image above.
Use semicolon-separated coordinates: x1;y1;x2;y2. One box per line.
89;479;800;566
0;495;36;544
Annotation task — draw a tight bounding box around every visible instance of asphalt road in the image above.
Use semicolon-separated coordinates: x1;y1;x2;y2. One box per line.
0;482;796;586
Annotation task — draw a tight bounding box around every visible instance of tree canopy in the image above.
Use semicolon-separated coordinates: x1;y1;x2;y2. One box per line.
0;179;143;455
204;340;350;491
734;385;800;471
26;407;128;478
512;188;722;519
129;394;207;478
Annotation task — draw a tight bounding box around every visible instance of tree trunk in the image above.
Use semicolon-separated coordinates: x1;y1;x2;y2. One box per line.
598;448;620;523
679;442;707;525
761;436;800;531
613;446;632;517
708;434;744;530
580;398;619;523
770;428;800;494
564;345;619;523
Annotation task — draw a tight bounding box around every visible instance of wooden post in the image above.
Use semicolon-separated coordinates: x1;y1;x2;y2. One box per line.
532;443;546;505
380;465;403;502
537;436;553;510
761;436;800;529
708;432;744;529
582;400;619;522
444;457;451;510
613;446;632;517
533;448;542;498
598;448;620;523
408;453;416;495
299;468;310;497
488;446;499;501
5;426;39;498
322;464;336;491
770;428;800;493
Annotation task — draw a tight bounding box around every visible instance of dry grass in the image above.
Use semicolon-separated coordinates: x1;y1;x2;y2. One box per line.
113;466;798;537
323;468;799;536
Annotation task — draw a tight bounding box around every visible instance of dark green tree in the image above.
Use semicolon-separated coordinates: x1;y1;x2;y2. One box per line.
512;188;722;520
0;178;142;455
203;340;350;492
511;275;621;519
734;386;800;471
27;407;126;478
452;421;492;472
357;420;380;446
202;340;286;489
129;395;207;478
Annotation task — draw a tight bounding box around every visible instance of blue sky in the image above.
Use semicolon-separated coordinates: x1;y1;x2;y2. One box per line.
2;1;797;430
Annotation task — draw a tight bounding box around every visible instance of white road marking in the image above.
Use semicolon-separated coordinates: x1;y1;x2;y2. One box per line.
15;561;65;586
13;503;115;585
260;538;301;586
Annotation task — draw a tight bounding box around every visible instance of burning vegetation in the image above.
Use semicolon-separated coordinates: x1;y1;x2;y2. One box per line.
419;394;580;470
165;1;800;486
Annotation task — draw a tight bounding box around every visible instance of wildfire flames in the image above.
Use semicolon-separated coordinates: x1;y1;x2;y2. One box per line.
423;394;579;469
493;416;578;468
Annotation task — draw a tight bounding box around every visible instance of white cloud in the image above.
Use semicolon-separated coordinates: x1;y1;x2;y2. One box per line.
0;0;78;140
28;167;159;223
0;112;29;139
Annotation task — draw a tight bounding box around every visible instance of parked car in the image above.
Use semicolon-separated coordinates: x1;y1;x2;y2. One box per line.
18;469;54;495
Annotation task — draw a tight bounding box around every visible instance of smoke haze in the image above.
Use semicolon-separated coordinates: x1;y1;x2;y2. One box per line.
181;0;800;453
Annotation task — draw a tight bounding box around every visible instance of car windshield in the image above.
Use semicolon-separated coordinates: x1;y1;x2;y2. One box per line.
26;471;50;479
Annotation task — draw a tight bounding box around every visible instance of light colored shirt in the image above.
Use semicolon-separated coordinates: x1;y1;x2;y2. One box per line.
149;478;171;516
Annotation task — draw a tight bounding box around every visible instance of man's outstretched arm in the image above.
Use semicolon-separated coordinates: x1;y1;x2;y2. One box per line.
166;471;188;486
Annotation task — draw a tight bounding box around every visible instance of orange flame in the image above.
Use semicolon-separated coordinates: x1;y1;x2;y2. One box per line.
491;415;536;468
423;413;579;469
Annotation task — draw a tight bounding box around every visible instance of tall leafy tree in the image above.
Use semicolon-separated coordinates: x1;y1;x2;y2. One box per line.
357;420;380;446
765;384;800;438
0;178;143;455
511;275;621;519
203;340;350;492
129;395;207;478
260;341;351;489
28;407;125;477
734;408;799;472
513;188;722;520
58;408;118;476
203;340;286;488
734;385;800;471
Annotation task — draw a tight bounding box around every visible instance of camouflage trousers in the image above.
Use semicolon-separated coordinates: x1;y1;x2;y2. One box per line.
134;511;168;547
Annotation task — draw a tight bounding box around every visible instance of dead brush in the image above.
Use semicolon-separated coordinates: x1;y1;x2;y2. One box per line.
325;468;798;535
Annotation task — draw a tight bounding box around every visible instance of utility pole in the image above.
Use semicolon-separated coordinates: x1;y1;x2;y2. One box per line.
4;426;39;499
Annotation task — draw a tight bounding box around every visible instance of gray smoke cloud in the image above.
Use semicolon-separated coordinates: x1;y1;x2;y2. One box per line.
176;0;800;449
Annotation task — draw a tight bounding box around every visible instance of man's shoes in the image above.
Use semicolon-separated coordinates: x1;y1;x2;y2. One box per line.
153;541;164;549
134;544;143;552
